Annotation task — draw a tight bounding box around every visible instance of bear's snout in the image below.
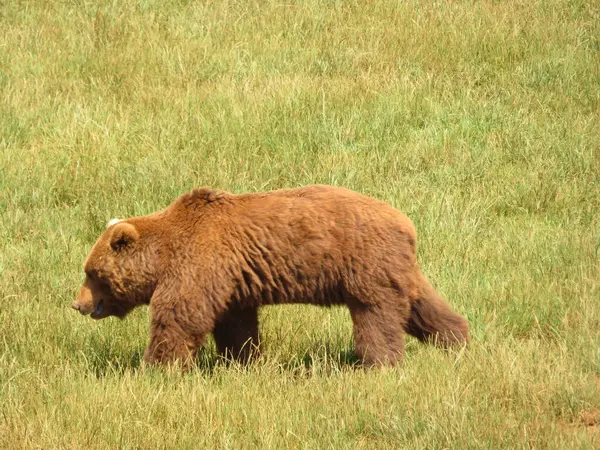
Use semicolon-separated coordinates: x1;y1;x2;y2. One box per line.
73;285;96;315
71;298;93;315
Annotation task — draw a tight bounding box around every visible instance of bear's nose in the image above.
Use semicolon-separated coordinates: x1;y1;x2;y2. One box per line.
71;301;81;311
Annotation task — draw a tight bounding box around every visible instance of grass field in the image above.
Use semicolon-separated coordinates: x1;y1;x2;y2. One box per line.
1;0;599;448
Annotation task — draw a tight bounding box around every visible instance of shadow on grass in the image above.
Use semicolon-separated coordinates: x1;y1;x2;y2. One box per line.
280;343;424;375
85;339;427;378
85;345;219;378
289;347;361;373
86;346;362;378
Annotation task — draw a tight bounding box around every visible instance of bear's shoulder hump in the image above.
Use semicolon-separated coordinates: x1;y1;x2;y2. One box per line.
175;188;230;210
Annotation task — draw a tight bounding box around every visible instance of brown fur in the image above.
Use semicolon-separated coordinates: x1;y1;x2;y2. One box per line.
72;185;469;368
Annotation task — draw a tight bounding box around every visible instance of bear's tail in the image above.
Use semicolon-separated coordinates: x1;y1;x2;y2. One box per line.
405;280;469;347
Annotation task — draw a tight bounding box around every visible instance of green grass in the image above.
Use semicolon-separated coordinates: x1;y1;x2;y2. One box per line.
1;0;599;448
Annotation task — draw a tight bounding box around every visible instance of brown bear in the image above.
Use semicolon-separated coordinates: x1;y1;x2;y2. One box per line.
72;185;469;368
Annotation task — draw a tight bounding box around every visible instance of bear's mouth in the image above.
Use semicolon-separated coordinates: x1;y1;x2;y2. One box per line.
90;300;104;319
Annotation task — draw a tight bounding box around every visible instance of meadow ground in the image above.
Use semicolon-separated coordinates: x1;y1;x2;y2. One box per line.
1;0;599;448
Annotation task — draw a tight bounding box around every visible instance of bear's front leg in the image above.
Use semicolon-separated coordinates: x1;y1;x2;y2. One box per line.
143;283;217;370
144;318;203;369
144;301;210;370
213;306;260;364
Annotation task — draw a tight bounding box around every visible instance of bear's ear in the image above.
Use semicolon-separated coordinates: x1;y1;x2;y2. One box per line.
109;222;139;252
107;218;122;228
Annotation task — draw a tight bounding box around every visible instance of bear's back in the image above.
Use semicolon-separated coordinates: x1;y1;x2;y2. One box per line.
164;185;413;242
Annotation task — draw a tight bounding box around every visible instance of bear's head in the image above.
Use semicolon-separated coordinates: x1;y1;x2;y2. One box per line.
72;219;158;319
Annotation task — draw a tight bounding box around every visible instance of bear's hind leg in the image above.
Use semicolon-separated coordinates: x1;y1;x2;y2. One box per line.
347;292;410;367
213;307;260;364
